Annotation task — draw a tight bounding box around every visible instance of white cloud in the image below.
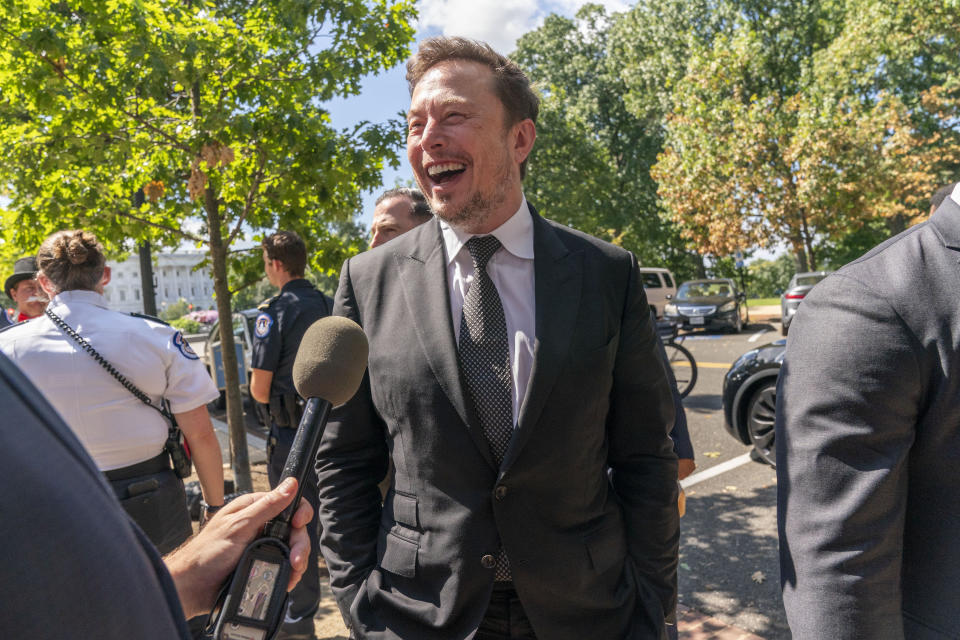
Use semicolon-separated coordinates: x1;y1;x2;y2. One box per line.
415;0;630;54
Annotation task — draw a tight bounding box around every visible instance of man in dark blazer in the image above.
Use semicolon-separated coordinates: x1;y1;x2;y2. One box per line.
776;181;960;639
316;37;679;640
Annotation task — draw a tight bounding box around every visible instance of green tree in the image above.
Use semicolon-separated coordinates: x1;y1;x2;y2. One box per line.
0;0;415;489
747;254;795;297
653;0;960;272
513;5;701;280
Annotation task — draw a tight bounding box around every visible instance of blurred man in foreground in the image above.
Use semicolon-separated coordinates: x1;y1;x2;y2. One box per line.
0;348;312;639
777;181;960;639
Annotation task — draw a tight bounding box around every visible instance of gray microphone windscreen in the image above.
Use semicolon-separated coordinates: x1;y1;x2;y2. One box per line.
292;316;369;406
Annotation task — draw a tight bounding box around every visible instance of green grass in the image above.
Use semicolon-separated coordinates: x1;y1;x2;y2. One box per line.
747;297;779;307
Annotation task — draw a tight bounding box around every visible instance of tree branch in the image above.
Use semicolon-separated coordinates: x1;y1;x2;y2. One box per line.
115;209;204;243
227;148;267;245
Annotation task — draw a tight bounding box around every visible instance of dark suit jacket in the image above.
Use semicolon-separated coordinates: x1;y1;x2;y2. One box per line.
0;352;190;639
316;207;679;639
777;198;960;639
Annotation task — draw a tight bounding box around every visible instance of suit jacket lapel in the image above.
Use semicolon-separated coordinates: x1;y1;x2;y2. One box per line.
395;220;498;470
502;208;583;473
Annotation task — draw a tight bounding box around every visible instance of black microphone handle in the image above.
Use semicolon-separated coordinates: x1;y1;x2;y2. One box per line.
264;396;331;541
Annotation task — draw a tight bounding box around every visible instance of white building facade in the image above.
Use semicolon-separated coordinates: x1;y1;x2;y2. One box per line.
105;252;216;314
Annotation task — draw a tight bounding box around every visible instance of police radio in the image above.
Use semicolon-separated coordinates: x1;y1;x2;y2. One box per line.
209;317;368;640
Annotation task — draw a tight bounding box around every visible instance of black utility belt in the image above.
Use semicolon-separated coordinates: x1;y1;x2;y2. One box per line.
267;392;303;428
104;451;170;482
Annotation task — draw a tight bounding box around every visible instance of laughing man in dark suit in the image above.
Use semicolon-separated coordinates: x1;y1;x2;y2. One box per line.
316;37;678;640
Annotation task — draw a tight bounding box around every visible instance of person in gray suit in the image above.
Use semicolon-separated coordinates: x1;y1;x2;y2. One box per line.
316;36;679;640
776;181;960;639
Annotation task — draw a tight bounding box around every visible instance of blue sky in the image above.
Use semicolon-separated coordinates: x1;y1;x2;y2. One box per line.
324;0;629;230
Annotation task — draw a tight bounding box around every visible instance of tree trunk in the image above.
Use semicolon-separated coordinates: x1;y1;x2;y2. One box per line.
138;241;157;316
791;244;809;272
799;208;817;271
694;251;708;279
206;187;253;492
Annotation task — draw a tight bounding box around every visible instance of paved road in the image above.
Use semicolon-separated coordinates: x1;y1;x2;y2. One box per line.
676;321;789;639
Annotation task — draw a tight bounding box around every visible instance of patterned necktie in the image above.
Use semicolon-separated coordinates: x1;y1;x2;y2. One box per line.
457;235;513;581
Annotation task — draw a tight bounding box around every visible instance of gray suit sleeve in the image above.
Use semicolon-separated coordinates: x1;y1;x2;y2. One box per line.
776;274;922;640
315;258;390;626
607;253;680;620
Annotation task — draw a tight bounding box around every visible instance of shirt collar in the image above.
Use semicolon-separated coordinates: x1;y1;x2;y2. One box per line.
51;289;110;310
441;196;535;266
951;182;960;207
281;278;311;292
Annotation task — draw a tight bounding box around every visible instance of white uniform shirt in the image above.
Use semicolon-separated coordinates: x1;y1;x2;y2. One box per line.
441;198;536;426
0;290;219;470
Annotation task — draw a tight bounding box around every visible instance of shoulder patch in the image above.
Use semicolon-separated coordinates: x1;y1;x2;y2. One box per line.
173;331;199;360
254;312;274;338
257;294;279;311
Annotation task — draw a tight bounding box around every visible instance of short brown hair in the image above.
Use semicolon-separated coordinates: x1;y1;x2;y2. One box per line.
406;36;539;179
262;231;307;277
37;230;106;293
376;187;433;222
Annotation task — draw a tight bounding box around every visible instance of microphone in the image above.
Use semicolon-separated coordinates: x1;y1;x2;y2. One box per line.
265;315;369;539
211;316;367;640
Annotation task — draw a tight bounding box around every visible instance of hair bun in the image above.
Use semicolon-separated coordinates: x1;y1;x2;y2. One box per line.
67;233;90;265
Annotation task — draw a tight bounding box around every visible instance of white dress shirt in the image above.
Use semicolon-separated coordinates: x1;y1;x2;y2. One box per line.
951;182;960;206
441;198;536;427
0;290;218;470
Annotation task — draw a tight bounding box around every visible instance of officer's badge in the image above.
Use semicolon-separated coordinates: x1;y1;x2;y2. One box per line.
173;331;199;360
255;312;274;338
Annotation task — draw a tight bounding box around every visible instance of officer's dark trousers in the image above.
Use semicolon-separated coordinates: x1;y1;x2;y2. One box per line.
106;452;192;555
269;422;321;625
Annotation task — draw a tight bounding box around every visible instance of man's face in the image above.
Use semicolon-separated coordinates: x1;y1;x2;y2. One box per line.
10;278;46;318
262;249;281;287
369;196;423;249
407;59;528;233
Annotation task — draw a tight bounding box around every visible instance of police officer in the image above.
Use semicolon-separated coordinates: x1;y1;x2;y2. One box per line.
0;230;225;554
250;230;331;640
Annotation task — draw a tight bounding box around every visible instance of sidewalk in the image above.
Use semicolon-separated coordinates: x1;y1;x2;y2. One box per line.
308;601;766;639
747;305;780;324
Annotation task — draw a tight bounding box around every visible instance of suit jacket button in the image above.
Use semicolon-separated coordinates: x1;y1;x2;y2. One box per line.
481;554;496;569
494;485;508;500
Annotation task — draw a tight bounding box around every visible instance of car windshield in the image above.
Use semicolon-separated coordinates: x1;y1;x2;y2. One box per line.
793;274;827;287
677;282;732;299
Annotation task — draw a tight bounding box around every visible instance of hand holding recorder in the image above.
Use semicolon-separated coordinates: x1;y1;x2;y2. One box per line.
202;316;368;639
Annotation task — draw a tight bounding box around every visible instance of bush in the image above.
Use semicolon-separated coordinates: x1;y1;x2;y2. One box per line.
169;315;203;334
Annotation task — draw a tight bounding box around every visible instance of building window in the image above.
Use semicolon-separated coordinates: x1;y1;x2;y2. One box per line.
135;289;140;301
119;290;126;302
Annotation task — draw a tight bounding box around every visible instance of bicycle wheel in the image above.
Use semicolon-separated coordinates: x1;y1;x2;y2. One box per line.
663;341;697;398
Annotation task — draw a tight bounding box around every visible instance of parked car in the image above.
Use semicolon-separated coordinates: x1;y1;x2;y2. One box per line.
663;278;748;333
721;339;785;466
639;267;678;318
780;271;831;336
204;308;259;408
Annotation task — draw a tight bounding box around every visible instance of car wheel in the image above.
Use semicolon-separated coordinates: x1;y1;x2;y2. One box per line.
731;310;743;334
781;322;788;337
745;380;777;467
